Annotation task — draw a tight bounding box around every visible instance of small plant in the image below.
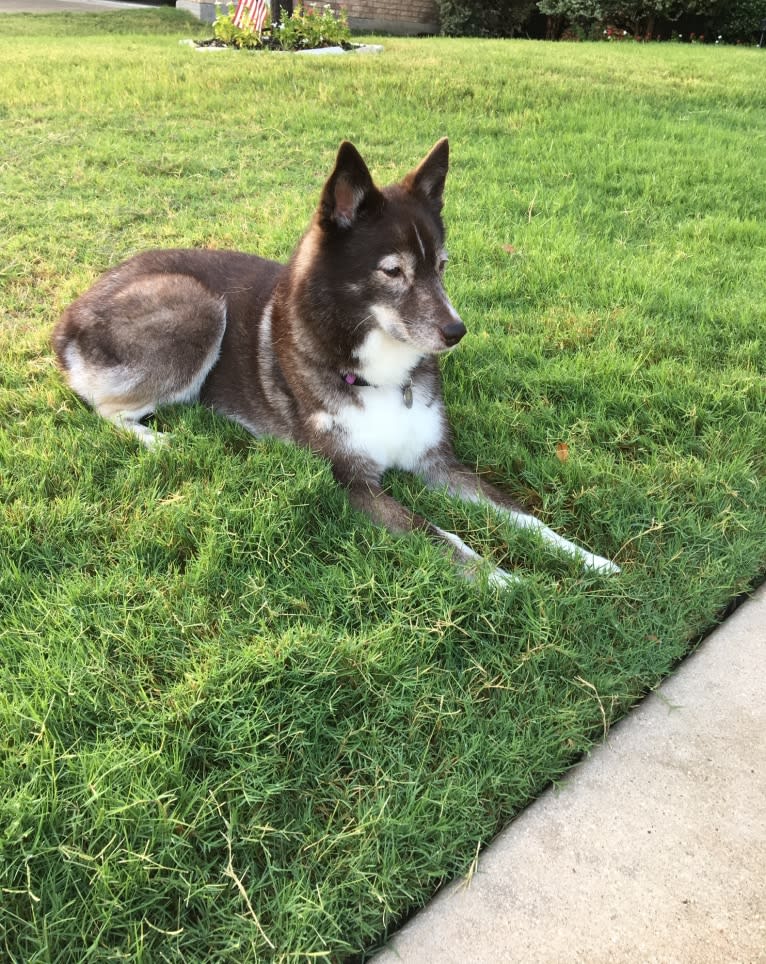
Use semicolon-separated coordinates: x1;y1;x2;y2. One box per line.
275;3;352;51
212;3;266;48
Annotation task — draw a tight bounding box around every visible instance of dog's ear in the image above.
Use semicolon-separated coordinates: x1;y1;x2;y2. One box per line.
319;142;383;230
402;138;449;215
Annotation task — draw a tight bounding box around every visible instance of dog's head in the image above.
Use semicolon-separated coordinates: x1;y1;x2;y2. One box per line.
293;139;466;379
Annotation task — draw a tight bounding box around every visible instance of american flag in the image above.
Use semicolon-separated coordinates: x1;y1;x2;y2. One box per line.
232;0;269;32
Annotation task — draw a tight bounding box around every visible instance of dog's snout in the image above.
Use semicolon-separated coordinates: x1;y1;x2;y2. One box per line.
441;320;467;347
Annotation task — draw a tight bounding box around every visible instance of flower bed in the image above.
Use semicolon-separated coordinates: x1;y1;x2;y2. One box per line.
204;2;353;51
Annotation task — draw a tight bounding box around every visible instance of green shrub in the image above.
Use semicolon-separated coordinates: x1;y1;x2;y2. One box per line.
436;0;537;37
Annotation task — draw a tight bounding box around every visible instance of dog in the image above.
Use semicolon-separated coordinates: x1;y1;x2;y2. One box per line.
52;139;619;585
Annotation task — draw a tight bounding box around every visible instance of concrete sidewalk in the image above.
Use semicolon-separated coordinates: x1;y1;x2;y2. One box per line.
375;584;766;963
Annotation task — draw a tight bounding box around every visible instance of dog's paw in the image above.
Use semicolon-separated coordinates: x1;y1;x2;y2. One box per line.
582;552;620;575
142;429;169;450
132;424;169;449
459;562;519;590
434;526;519;588
110;414;168;449
487;565;520;589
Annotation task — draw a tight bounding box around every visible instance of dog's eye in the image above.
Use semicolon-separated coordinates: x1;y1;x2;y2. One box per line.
438;259;448;274
380;265;403;279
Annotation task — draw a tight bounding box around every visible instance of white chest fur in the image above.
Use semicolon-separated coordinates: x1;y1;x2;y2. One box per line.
334;383;444;471
353;325;424;387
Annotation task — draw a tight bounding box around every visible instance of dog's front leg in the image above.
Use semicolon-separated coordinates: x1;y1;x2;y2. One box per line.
343;477;516;588
422;457;620;575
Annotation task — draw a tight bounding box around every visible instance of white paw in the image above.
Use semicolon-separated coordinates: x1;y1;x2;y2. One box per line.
582;552;620;575
128;423;168;448
141;429;169;449
497;509;619;576
435;526;519;588
487;565;520;589
110;414;168;448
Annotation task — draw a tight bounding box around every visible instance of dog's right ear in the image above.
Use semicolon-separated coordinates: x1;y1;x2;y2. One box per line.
319;142;383;230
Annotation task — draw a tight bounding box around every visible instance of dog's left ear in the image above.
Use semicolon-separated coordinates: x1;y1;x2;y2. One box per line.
402;138;449;215
319;141;383;230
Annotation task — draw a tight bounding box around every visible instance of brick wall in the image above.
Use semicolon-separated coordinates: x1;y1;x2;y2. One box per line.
319;0;439;35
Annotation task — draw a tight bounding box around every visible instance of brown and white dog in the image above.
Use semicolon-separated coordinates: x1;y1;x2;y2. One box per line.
52;139;619;585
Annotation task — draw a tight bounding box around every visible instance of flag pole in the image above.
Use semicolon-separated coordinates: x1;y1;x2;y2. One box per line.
271;0;293;26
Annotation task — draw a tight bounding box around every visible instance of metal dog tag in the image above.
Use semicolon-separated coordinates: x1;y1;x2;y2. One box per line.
403;383;413;409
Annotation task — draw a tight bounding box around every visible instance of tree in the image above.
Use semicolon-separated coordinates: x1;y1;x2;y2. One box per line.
536;0;603;38
707;0;765;41
598;0;689;38
536;0;728;39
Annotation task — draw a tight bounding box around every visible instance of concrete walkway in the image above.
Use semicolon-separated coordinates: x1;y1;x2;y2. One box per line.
0;0;153;13
375;584;766;963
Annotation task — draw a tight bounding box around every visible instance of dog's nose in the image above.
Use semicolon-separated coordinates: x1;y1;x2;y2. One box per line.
441;320;466;347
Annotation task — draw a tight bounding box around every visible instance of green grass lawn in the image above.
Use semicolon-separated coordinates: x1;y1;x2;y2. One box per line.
1;9;765;960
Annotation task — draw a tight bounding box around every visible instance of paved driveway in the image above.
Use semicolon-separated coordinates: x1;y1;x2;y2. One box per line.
0;0;153;12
